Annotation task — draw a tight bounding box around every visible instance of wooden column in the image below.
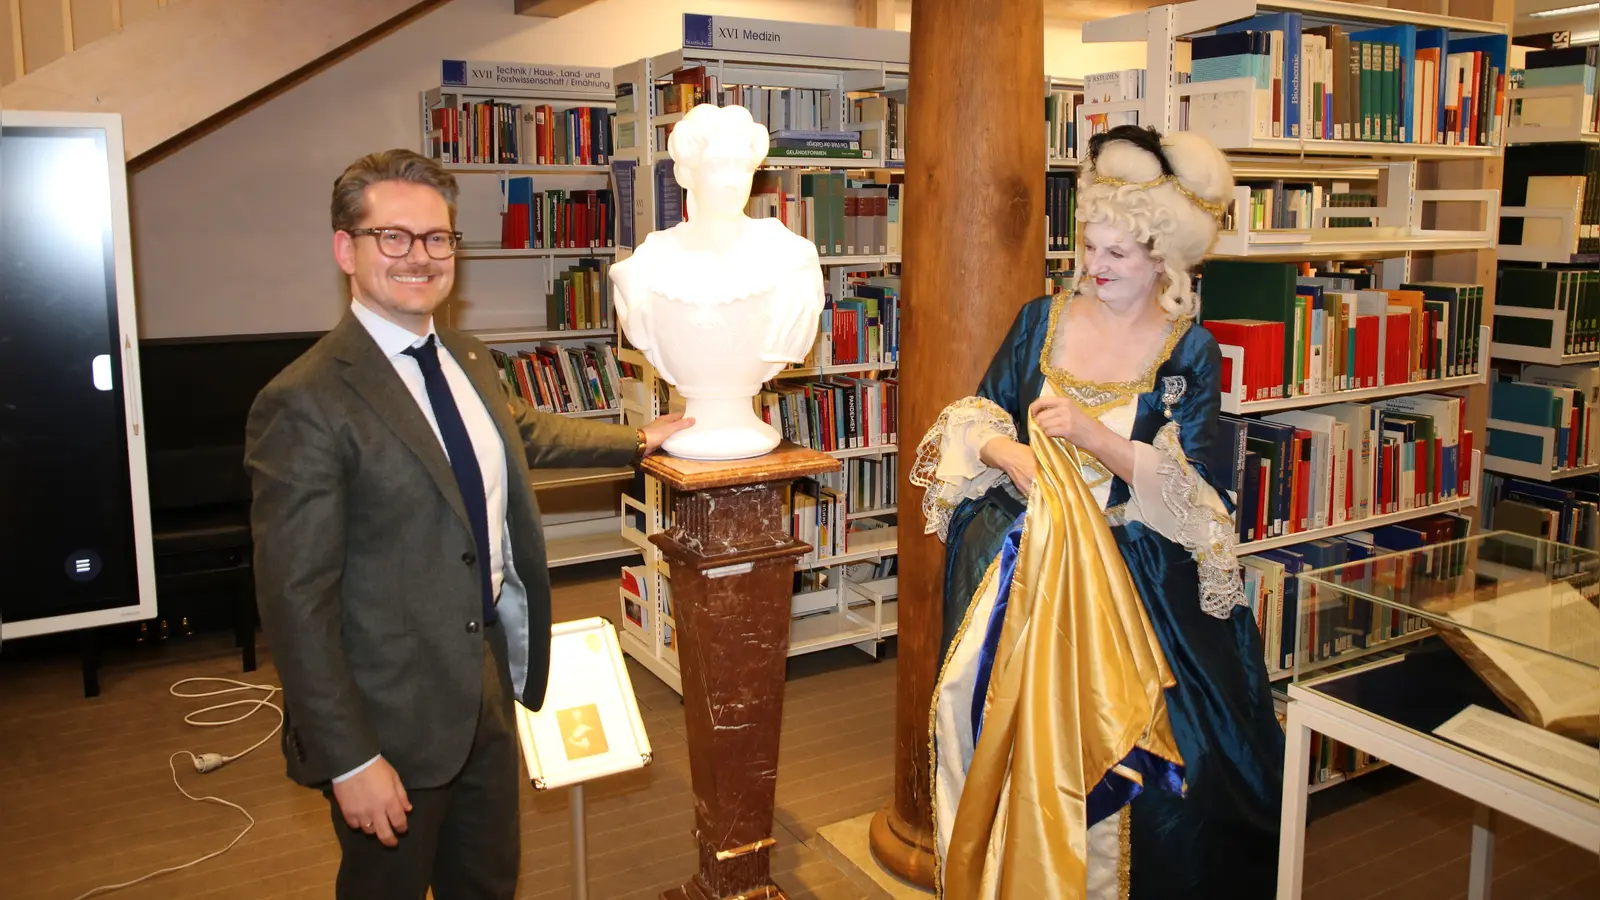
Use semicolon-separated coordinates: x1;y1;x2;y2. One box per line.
645;443;839;900
870;0;1045;887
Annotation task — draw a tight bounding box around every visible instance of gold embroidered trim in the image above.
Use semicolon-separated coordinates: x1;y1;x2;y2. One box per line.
1039;292;1191;408
1037;292;1190;485
1092;173;1227;222
1118;805;1132;900
927;550;1004;900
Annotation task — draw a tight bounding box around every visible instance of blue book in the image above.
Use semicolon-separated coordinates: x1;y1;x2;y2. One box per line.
1219;13;1301;139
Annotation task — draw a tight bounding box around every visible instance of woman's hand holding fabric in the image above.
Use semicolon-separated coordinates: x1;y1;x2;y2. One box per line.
979;436;1036;496
1028;396;1098;446
1028;396;1136;483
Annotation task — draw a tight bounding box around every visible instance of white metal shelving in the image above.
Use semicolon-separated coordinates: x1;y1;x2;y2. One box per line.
610;20;911;692
421;70;632;576
1502;84;1600;147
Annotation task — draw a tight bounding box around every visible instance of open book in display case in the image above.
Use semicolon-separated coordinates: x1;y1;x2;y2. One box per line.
1293;530;1598;799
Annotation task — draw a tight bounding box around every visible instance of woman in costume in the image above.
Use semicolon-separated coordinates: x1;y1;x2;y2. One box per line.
917;125;1283;899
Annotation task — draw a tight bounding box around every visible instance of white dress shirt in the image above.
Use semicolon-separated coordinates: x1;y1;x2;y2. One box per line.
335;299;511;784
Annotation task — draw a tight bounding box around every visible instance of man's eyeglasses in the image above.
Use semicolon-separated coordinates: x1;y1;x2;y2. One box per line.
346;227;463;260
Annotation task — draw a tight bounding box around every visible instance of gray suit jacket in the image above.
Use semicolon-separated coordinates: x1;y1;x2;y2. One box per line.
243;313;638;789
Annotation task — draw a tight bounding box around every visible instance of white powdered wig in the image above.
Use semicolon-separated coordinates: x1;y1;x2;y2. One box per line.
1071;128;1234;319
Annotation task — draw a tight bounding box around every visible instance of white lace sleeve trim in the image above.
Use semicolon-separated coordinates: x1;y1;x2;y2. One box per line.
1126;421;1248;619
910;397;1018;542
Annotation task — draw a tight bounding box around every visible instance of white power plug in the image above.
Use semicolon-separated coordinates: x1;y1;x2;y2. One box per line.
72;677;282;900
193;753;228;774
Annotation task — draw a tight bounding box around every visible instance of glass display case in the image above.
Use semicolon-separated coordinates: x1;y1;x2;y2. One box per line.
1294;530;1599;803
1277;530;1599;900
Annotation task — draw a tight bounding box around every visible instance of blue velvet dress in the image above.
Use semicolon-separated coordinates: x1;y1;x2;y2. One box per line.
937;294;1284;898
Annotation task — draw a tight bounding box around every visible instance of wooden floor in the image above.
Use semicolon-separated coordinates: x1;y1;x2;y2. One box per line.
2;564;1595;899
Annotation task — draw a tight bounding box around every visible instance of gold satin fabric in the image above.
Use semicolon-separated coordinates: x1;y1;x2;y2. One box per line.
941;417;1184;899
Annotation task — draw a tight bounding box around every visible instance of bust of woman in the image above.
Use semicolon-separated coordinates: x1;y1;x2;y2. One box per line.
609;103;825;460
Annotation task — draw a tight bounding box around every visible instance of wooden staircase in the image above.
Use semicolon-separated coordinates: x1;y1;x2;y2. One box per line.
1;0;443;161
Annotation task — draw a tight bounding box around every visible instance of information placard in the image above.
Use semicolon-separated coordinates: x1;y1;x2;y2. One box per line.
681;14;909;64
441;60;613;95
514;617;652;790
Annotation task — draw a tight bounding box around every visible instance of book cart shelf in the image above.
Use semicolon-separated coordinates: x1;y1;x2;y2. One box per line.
1083;0;1512;795
419;68;637;569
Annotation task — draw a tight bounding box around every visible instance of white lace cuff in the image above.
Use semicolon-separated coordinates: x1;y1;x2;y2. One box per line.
1126;422;1247;619
910;397;1018;542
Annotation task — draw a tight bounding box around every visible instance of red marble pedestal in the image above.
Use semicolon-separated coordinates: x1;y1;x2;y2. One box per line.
642;442;839;900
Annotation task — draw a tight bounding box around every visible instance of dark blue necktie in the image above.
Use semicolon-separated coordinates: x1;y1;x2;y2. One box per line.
403;335;495;626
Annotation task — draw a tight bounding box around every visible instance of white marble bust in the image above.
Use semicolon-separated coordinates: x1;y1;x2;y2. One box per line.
610;103;826;460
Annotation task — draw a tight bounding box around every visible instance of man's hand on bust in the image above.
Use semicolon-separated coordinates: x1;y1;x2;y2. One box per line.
332;756;412;847
640;413;694;455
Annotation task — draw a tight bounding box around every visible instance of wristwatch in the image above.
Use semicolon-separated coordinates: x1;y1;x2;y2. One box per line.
631;428;649;465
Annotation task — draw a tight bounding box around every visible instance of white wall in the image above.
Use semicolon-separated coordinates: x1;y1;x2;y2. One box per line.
130;0;1137;338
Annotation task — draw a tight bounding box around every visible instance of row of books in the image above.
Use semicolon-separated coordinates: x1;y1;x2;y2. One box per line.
834;453;898;517
758;376;900;454
744;169;901;258
789;480;848;563
1045;172;1077;253
705;85;841;135
1218;394;1472;546
1190;15;1508;147
1082;67;1146;136
1198;261;1485;402
647;67;902;163
789;465;902;573
1301;733;1384;787
851;94;905;164
1234;184;1377;232
1487;363;1598;474
544;257;612;332
1243;511;1471;677
499;180;615;250
791;557;899;614
488;341;624;415
1499;144;1600;257
1046;261;1075;297
1482;472;1599;552
427;96;615;166
1046;87;1082;160
654;119;875;162
1509;45;1598;136
786;280;901;370
651;65;717;116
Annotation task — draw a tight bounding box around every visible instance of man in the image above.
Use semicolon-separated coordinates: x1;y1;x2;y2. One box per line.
244;148;689;899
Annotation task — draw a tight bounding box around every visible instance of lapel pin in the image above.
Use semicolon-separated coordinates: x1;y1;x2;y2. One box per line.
468;352;477;360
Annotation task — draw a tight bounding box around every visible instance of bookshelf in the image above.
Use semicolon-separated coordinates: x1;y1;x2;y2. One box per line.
418;63;635;567
1047;75;1083;293
609;16;912;692
1074;0;1519;796
1481;43;1599;492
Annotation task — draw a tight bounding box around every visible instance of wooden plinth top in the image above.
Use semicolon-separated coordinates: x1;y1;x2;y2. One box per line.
642;441;839;492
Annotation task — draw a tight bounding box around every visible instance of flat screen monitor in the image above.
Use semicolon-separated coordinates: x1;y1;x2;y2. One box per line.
0;111;155;641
